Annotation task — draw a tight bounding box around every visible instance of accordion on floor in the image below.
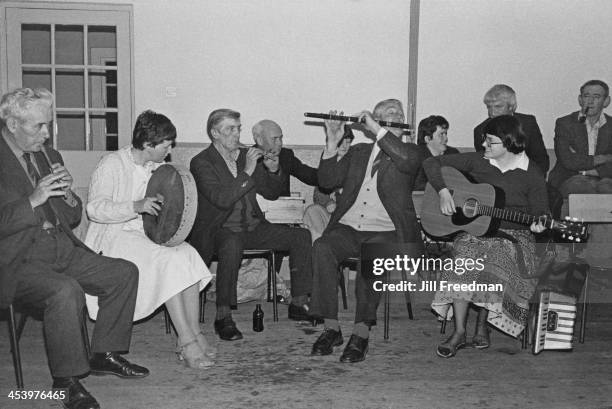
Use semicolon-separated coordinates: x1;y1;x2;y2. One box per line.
532;291;577;354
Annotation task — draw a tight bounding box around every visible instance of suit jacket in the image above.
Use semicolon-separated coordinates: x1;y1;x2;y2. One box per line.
189;145;285;263
318;132;424;243
0;136;85;308
548;111;612;189
413;144;460;191
474;112;550;175
258;147;318;196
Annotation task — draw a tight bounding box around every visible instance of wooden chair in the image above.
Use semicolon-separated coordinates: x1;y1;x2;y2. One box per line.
4;304;91;388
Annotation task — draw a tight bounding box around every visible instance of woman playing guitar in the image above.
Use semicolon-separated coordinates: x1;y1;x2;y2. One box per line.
423;114;548;358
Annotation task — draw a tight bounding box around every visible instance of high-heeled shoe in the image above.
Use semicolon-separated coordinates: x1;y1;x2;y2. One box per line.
436;333;466;358
196;331;217;358
176;339;214;369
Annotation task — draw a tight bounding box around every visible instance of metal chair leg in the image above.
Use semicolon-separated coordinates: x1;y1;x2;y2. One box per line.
400;269;413;320
339;267;348;310
164;307;172;334
267;256;273;302
579;266;590;343
384;271;390;340
8;305;24;388
81;307;91;359
270;251;278;322
522;302;531;350
199;292;206;323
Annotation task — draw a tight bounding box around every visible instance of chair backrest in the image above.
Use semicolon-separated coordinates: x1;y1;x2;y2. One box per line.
569;194;612;222
569;194;612;270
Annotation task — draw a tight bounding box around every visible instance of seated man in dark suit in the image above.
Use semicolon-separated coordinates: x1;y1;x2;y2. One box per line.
0;88;148;409
252;119;318;195
413;115;460;191
309;99;424;363
548;79;612;197
189;109;314;341
252;119;320;280
473;84;550;175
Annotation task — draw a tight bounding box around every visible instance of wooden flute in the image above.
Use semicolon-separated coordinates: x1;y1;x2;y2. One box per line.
304;112;411;129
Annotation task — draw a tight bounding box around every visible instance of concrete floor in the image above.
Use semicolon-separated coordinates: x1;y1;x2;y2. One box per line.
2;280;612;409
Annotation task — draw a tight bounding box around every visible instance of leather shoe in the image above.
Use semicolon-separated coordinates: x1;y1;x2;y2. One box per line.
214;317;243;341
339;334;369;363
52;377;99;409
288;304;323;324
311;328;343;356
89;352;149;378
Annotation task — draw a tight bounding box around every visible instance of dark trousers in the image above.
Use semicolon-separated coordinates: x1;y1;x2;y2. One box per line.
310;224;397;325
13;227;138;378
213;222;312;308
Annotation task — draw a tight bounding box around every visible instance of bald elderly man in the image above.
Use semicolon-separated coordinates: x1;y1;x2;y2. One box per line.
252;119;319;195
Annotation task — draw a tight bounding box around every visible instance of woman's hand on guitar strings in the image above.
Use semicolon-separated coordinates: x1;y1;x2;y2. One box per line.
438;188;456;216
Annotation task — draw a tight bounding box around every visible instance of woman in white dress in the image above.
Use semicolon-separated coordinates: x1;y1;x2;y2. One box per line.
85;110;214;369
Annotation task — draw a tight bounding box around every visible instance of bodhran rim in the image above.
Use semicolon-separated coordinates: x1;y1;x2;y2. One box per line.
143;163;197;247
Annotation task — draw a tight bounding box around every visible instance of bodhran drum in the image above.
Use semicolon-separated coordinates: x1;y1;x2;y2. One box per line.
143;163;197;247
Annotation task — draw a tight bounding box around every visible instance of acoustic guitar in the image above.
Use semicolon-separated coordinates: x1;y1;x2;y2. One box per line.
420;167;588;242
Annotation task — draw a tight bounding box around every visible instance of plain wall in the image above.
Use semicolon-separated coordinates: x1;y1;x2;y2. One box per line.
12;0;612;149
60;0;412;146
417;0;612;148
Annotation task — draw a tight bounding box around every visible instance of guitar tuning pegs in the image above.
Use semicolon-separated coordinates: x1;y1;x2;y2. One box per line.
576;238;581;242
568;236;574;241
565;216;570;220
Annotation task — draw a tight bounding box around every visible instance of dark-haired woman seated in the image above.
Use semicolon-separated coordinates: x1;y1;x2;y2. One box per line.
423;114;548;358
413;115;460;191
85;111;214;369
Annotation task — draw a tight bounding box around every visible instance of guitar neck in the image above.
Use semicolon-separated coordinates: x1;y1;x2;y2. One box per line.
477;205;550;228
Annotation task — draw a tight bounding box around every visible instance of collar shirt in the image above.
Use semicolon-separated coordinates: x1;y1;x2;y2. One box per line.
214;144;240;177
339;128;394;231
486;151;529;173
586;112;607;156
3;132;39;186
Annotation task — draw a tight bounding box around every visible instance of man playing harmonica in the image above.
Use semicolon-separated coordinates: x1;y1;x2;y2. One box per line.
251;119;318;197
309;99;424;363
189;109;314;341
0;88;147;409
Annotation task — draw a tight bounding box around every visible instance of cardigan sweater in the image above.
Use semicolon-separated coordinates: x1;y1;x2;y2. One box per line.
85;145;161;253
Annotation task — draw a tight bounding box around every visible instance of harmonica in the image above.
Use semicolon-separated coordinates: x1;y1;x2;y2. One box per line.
237;143;277;160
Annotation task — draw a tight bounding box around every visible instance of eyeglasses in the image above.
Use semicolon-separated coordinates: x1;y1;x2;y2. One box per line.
483;139;503;147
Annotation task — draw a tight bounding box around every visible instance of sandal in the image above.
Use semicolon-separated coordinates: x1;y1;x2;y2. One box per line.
471;331;490;350
196;331;217;358
436;333;466;358
176;339;214;369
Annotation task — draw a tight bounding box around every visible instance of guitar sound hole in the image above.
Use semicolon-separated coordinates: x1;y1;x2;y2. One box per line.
462;198;479;218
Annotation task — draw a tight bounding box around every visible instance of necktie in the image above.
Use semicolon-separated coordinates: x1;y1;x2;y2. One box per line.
371;151;383;177
23;153;57;224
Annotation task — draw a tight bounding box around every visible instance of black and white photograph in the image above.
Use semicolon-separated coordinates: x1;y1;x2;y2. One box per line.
0;1;611;408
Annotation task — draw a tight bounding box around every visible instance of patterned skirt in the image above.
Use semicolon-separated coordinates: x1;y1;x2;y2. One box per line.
431;229;538;338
